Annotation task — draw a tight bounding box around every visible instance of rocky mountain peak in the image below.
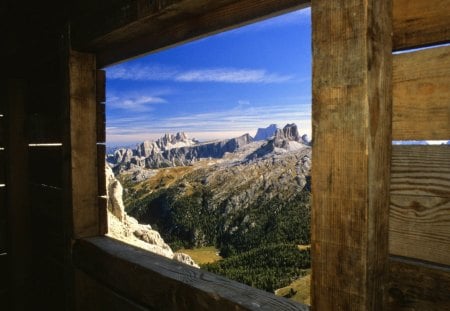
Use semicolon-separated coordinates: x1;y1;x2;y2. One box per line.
280;123;301;141
254;124;279;141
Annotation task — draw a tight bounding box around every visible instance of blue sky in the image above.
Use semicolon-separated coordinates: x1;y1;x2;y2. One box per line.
105;8;311;145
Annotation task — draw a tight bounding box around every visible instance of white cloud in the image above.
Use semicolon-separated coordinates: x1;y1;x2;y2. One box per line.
107;65;177;81
107;64;293;84
106;102;311;144
107;93;167;112
175;68;292;83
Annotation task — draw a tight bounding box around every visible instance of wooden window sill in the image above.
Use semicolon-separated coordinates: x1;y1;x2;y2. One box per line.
73;236;309;310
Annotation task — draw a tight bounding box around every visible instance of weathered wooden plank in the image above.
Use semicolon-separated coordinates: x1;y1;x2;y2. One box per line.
0;150;4;184
0;188;5;218
0;116;5;147
96;69;105;103
0;219;7;253
73;0;310;67
389;194;450;266
27;113;63;144
97;144;106;196
393;0;450;50
0;254;9;305
75;269;149;311
311;0;392;310
97;144;108;235
30;184;63;235
97;103;106;143
97;70;106;143
32;258;66;309
391;145;450;197
386;256;450;310
32;225;66;264
27;79;61;114
68;50;100;238
74;237;308;311
393;46;450;140
0;187;5;253
6;79;33;311
99;196;108;236
29;146;63;187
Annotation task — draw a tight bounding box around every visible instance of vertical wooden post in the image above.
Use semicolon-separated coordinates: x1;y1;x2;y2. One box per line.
67;50;100;238
311;0;392;310
6;79;33;309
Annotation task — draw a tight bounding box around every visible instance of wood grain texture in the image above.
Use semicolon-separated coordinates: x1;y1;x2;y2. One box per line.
74;237;308;311
72;0;310;67
389;195;450;266
311;0;392;310
393;46;450;140
29;146;63;187
393;0;450;50
75;269;149;311
391;145;450;197
68;50;100;238
389;145;450;265
386;256;450;310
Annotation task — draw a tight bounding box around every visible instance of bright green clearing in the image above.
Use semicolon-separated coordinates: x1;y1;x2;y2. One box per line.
275;269;311;305
179;247;222;265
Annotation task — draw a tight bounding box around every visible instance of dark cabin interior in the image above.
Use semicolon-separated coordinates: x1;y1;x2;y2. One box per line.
2;0;450;310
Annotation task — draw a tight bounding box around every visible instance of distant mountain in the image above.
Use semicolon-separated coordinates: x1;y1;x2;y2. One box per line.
108;124;309;171
392;140;428;145
254;124;279;141
247;124;310;160
122;133;311;255
108;132;254;170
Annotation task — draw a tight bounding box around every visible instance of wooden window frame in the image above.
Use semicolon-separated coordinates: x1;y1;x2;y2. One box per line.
67;0;399;309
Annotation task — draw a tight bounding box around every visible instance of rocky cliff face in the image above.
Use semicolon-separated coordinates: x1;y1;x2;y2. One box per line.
105;165;199;268
254;124;279;141
109;132;254;170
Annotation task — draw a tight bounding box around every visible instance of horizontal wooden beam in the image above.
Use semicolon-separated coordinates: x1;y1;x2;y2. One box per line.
75;269;148;311
389;145;450;265
389;194;450;266
393;45;450;140
386;256;450;310
72;0;310;67
74;236;308;311
390;145;450;198
393;0;450;50
28;146;63;188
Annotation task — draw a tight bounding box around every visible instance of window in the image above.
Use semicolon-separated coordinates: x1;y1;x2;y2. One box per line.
104;8;312;305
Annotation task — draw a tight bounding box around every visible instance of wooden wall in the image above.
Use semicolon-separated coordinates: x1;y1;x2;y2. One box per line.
0;80;9;308
386;1;450;308
2;0;449;310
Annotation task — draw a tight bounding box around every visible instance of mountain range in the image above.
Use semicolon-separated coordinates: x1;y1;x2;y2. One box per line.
108;123;310;171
